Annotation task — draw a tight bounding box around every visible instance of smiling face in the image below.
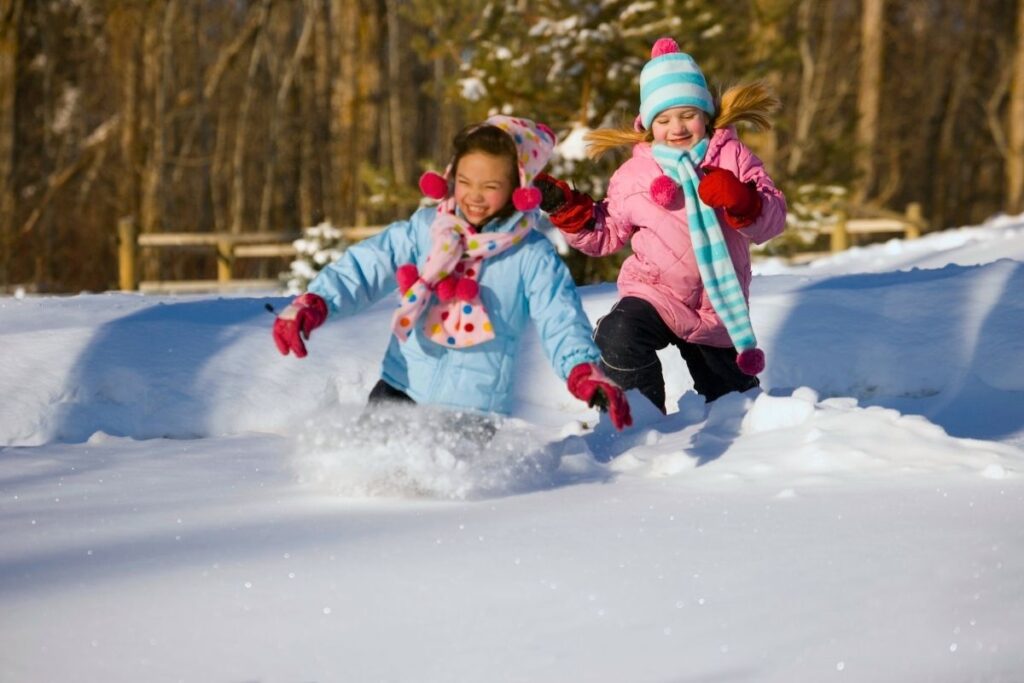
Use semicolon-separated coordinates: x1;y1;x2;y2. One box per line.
650;106;708;149
453;151;516;226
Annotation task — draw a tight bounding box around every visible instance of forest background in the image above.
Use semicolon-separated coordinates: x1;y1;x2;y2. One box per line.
2;0;1023;293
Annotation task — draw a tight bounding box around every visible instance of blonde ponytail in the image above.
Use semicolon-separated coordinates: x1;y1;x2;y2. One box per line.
714;80;780;132
583;128;650;160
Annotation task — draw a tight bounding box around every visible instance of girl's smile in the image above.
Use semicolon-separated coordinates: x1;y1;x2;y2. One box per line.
651;106;708;149
454;151;515;226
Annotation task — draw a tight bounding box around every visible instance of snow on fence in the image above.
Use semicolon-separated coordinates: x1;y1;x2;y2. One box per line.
116;218;383;293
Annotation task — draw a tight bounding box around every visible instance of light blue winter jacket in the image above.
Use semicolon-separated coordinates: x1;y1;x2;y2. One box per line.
308;205;601;415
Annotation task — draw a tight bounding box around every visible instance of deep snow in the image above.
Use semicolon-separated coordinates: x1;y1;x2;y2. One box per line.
1;213;1023;682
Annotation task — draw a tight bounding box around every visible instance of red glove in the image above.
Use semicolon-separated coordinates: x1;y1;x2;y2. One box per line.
698;166;762;228
567;362;633;431
534;172;596;234
272;292;328;358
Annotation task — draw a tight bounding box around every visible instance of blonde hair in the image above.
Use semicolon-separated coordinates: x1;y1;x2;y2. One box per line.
584;80;780;160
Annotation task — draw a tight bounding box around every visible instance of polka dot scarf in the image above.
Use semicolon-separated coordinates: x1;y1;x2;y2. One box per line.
392;199;533;348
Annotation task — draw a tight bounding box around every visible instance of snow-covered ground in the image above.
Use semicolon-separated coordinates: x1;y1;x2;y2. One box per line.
2;213;1023;682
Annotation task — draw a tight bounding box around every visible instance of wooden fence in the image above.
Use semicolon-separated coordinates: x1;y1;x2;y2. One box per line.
823;202;929;253
787;202;927;264
828;202;926;251
117;218;383;293
117;202;928;292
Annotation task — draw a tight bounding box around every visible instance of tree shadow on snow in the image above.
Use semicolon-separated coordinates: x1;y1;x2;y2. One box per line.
53;295;289;442
764;259;1024;443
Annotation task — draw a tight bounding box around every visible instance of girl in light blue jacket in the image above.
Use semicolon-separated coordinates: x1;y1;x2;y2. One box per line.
272;116;631;430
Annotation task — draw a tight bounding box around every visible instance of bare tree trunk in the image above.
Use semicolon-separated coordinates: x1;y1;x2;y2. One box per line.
788;0;835;177
355;3;381;225
299;101;316;228
258;0;316;233
903;1;949;219
171;3;265;188
141;1;176;240
109;2;143;246
932;0;980;229
313;0;334;224
1009;0;1024;214
385;0;409;185
211;104;230;234
333;0;358;226
431;24;456;164
330;0;383;226
231;0;271;235
0;0;22;286
748;0;788;170
854;0;884;204
299;8;322;229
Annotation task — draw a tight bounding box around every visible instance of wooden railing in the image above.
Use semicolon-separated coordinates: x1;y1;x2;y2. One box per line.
828;202;926;252
117;218;383;293
786;202;927;264
118;202;929;291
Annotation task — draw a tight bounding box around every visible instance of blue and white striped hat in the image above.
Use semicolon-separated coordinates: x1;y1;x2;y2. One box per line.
637;38;714;131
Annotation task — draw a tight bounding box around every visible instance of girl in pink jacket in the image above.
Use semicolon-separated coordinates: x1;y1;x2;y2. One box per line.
537;37;787;414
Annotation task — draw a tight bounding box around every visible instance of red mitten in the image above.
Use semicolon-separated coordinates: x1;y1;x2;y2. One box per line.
567;362;633;431
272;292;328;358
534;172;572;212
697;166;762;228
534;172;596;234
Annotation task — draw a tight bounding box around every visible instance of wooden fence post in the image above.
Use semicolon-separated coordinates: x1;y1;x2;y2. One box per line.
904;202;923;239
831;210;849;252
216;238;233;282
118;217;137;291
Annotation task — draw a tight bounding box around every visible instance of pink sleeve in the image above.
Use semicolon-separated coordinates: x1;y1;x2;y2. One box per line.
564;166;637;256
728;143;787;245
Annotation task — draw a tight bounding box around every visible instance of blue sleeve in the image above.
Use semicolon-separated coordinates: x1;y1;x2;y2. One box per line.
522;237;601;380
307;208;429;317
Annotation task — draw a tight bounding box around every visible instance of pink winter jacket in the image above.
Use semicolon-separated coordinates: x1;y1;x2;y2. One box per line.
565;127;787;347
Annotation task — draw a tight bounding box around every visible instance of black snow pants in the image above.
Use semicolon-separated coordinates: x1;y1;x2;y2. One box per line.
594;297;759;413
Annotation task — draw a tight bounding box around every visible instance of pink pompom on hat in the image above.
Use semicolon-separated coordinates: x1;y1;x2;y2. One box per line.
418;115;557;212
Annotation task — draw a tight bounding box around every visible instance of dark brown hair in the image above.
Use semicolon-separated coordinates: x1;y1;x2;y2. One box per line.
451;124;520;189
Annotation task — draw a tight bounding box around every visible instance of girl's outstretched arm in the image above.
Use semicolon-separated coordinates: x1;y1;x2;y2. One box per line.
307;209;423;316
537;171;636;257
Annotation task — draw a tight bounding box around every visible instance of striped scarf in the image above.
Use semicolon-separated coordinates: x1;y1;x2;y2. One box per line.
651;139;757;353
